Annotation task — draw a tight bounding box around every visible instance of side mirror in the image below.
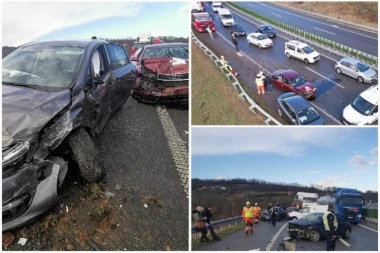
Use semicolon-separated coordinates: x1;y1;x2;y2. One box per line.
94;75;105;85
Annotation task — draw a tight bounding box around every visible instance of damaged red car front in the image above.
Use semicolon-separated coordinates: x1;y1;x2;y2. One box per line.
131;43;189;103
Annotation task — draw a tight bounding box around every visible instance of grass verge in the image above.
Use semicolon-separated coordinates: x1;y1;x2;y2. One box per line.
191;40;266;125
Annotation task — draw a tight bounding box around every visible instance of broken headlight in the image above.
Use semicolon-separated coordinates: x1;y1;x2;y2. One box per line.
2;141;30;176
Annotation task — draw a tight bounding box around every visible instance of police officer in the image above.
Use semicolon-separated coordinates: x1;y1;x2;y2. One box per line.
323;204;338;251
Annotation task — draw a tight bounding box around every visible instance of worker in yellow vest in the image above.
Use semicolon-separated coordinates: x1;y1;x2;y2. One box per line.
253;203;262;224
242;201;254;234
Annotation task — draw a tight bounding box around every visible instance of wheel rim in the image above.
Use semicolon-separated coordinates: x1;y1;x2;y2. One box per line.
304;58;309;63
344;228;351;239
310;230;320;241
337;68;342;74
358;76;364;83
286;53;290;58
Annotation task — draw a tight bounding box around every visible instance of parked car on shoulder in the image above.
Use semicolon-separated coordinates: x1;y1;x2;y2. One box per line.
342;84;378;125
131;43;189;103
230;23;246;37
257;24;276;38
271;69;317;99
285;40;320;63
247;32;273;48
2;38;137;231
335;57;377;83
277;92;324;125
288;212;352;241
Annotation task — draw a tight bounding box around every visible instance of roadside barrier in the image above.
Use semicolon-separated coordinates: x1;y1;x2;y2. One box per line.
192;32;282;125
227;2;378;68
191;216;242;234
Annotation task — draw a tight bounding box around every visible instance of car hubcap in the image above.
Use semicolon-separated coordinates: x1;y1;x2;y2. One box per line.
310;231;320;241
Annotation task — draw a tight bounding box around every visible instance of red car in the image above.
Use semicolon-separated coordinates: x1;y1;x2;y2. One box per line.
271;69;316;99
191;12;216;33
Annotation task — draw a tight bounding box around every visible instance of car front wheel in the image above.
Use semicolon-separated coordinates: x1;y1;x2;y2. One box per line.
286;53;290;58
336;67;342;74
309;230;321;241
358;76;364;83
68;128;105;183
343;228;351;239
304;58;309;64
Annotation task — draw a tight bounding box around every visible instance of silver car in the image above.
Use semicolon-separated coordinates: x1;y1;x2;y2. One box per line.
335;57;377;83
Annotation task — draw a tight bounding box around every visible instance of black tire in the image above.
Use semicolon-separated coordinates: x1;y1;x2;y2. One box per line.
258;43;262;48
286;52;291;58
336;67;342;74
358;76;364;83
304;58;309;64
309;230;321;241
68;128;105;183
343;228;351;239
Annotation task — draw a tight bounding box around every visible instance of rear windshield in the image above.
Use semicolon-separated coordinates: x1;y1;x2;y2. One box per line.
3;45;84;88
195;15;212;22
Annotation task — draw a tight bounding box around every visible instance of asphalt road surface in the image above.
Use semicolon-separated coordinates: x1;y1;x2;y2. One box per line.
3;98;189;251
195;2;378;125
194;220;378;251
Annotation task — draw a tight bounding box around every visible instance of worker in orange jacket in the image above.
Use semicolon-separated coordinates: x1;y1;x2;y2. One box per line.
253;203;262;224
242;201;254;234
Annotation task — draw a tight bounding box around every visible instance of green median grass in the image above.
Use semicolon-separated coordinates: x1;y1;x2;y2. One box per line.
191;41;266;125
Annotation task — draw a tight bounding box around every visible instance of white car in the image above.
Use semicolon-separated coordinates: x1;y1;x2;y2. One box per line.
342;84;378;125
212;2;223;12
285;40;320;63
335;57;377;83
288;204;328;220
218;8;234;27
247;33;273;48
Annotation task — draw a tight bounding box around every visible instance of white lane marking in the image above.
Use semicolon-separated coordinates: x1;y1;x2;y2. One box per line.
314;27;336;35
339;238;351;247
305;67;344;89
331;25;339;28
309;101;342;125
266;223;288;251
359;224;378;233
156;106;189;198
271;12;282;18
256;3;378;40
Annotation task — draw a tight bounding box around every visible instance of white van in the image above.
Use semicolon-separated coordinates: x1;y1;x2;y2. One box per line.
218;8;234;26
342;84;378;125
285;40;320;64
212;2;223;12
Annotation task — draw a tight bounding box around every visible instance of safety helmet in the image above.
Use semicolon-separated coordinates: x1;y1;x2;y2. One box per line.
221;56;224;59
246;201;251;205
254;203;258;206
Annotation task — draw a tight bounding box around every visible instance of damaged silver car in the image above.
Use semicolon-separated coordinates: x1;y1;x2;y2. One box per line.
2;39;136;231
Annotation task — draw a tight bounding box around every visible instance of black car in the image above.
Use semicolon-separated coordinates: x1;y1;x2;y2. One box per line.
288;212;352;241
261;207;287;221
257;24;276;38
229;24;246;36
276;92;324;125
2;38;136;231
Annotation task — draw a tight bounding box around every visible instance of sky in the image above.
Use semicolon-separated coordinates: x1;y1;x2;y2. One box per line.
2;1;189;47
191;127;378;192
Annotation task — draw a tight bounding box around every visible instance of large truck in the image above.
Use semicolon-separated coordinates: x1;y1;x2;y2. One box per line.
318;188;364;224
295;192;319;207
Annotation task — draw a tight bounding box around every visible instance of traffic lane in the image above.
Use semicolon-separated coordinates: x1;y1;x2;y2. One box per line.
202;9;376;124
235;2;378;56
274;222;378;251
95;98;189;250
194;220;288;251
166;103;189;147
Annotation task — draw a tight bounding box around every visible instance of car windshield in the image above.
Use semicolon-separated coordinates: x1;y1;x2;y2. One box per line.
290;75;307;86
302;46;314;54
257;34;268;40
303;198;318;203
303;213;323;222
356;62;369;72
143;45;189;60
221;14;232;19
262;26;273;31
351;95;375;116
341;197;363;205
3;45;84;88
196;16;212;22
297;107;320;125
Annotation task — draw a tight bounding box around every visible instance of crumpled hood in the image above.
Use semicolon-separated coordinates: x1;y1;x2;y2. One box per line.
2;85;71;148
143;56;189;75
297;81;315;91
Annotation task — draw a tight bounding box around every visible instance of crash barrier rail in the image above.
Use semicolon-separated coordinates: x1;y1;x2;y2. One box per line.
191;216;242;234
191;33;282;125
271;3;377;34
362;205;378;225
227;2;378;68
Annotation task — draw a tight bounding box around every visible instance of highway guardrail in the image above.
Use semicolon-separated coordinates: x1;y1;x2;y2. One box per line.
227;2;378;68
191;32;282;125
191;216;242;234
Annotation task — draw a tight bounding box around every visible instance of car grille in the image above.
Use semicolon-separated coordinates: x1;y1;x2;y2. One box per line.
157;73;189;87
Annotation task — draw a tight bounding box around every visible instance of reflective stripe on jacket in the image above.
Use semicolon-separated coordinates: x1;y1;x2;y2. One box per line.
242;206;254;218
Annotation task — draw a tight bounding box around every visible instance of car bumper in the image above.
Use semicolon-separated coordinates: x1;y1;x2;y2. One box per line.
3;160;61;231
132;85;189;104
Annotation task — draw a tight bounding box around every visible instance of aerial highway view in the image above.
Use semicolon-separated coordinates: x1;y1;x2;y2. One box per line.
191;1;378;125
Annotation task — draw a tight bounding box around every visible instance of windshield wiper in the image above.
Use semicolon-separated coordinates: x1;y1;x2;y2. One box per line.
2;81;38;89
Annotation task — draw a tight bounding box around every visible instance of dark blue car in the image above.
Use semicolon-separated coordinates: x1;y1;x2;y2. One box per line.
287;212;352;241
257;24;276;38
229;24;246;36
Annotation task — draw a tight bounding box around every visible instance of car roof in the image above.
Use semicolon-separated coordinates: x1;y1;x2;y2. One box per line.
20;39;107;48
218;8;231;14
275;69;300;79
283;94;311;112
143;43;188;49
339;57;361;64
359;84;378;105
287;40;308;48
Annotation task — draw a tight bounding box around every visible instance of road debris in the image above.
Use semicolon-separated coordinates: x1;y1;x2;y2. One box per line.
17;238;27;246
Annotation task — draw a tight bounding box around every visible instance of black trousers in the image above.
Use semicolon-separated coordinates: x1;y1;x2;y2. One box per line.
325;231;336;251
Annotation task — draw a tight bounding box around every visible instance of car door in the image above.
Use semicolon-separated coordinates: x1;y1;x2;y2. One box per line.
339;61;351;76
348;63;359;78
272;75;285;90
83;43;113;135
105;44;137;112
283;101;298;124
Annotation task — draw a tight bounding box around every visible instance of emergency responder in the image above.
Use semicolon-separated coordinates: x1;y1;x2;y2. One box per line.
242;201;254;234
192;207;209;243
269;203;278;227
323;204;338;251
220;56;238;76
253;203;262;224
